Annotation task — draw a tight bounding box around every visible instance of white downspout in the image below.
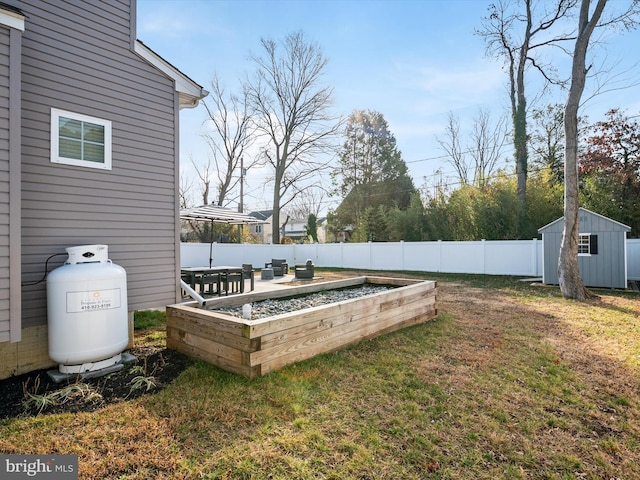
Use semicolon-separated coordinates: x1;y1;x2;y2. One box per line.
180;279;207;307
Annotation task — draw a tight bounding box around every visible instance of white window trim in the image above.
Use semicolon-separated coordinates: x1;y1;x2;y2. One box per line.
51;108;112;170
578;233;591;256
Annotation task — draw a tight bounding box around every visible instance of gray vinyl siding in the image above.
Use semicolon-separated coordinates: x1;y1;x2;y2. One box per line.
0;26;10;341
539;209;630;289
0;17;21;344
541;230;561;285
19;0;180;328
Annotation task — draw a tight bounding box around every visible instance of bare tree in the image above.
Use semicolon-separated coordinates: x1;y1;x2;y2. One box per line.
469;109;509;187
180;155;216;241
288;185;329;219
246;31;341;244
437;110;507;187
192;155;214;206
437;113;470;185
201;76;255;208
530;103;590;182
178;173;194;210
478;0;578;212
559;0;639;300
530;104;567;180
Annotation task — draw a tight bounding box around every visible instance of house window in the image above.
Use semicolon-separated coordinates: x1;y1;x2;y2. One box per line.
51;108;112;170
578;233;598;256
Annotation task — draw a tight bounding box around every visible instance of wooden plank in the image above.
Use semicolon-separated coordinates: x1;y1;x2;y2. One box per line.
168;280;434;353
379;286;435;311
167;315;258;352
166;330;260;378
168;304;241;324
167;305;244;337
168;277;437;378
258;298;385;349
259;303;438;374
289;294;435;352
167;327;246;365
364;276;432;287
167;306;259;352
372;307;438;339
250;296;437;367
244;280;435;339
257;289;436;351
167;314;242;337
247;293;384;340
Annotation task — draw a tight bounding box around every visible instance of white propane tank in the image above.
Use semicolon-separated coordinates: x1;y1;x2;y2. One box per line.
47;244;128;374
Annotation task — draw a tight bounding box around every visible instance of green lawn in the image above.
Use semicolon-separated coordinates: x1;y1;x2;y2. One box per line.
2;271;639;479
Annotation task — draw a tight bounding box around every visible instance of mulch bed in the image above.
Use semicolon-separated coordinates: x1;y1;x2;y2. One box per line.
0;272;399;421
0;347;193;420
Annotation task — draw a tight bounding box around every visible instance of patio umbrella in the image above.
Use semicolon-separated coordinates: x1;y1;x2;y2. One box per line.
180;205;267;267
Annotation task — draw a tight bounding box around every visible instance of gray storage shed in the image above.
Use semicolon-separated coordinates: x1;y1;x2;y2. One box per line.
538;208;631;289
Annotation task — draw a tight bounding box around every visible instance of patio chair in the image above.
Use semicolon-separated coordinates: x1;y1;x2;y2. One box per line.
221;269;243;295
242;264;255;291
265;259;289;276
199;272;220;296
294;260;314;280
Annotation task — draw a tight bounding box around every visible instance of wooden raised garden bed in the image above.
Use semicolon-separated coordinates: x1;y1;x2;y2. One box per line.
166;276;437;378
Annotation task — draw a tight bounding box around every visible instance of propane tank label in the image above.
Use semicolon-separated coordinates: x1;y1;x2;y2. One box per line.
66;288;121;313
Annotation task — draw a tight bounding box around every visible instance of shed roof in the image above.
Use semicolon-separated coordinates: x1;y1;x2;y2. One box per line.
538;207;631;233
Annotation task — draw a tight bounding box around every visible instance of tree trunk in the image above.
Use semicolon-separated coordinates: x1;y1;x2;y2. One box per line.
271;145;287;244
272;189;281;244
559;0;606;301
514;0;531;234
514;99;528;232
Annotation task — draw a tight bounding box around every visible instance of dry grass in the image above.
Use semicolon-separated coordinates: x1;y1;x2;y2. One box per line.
1;271;639;479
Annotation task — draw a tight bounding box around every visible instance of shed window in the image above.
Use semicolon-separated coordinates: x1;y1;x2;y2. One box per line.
578;233;598;255
51;108;112;170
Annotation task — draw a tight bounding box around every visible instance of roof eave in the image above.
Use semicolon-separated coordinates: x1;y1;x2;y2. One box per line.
134;40;208;109
0;3;24;31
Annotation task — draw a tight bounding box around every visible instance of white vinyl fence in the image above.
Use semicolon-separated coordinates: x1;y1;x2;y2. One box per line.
181;238;640;280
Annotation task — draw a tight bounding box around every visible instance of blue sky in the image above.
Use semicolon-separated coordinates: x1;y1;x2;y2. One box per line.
136;0;640;213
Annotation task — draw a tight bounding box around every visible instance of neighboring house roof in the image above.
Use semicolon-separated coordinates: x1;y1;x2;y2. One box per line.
538;207;631;233
247;211;325;225
249;210;274;221
286;218;307;226
134;40;208;109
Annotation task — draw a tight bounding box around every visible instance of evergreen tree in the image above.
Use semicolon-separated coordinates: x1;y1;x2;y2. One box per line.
304;213;319;243
334;110;417;234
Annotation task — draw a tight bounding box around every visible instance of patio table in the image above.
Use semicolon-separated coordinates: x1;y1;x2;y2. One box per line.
181;266;244;295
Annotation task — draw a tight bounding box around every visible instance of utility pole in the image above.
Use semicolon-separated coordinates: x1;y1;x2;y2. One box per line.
239;156;244;214
237;157;244;241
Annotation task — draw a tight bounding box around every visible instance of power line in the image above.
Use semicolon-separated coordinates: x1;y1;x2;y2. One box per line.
405;144;512;165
